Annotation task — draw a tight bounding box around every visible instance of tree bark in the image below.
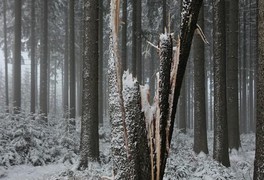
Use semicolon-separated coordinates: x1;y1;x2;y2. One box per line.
3;0;9;113
169;0;203;149
63;6;69;118
132;0;142;83
122;72;151;180
121;0;127;73
99;0;104;124
225;0;241;151
13;0;22;114
157;33;173;180
30;0;36;115
39;0;48;122
193;6;208;154
178;77;186;134
212;0;230;167
254;0;264;179
78;0;99;169
69;0;76;120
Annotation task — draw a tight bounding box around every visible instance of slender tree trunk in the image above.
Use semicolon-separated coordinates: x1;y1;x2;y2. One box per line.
99;0;104;124
54;60;57;115
254;1;264;179
63;7;69;117
212;0;230;167
39;0;48;122
3;0;9;113
226;0;241;150
78;0;99;169
30;0;36;115
69;0;76;120
121;0;127;72
132;0;142;83
178;79;186;134
162;0;167;32
13;0;22;114
169;0;203;147
193;6;208;154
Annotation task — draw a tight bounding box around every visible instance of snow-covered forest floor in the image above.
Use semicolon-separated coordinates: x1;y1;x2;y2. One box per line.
0;113;255;180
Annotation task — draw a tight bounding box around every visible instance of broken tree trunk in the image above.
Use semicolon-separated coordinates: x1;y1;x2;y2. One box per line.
108;0;203;179
123;71;151;179
169;0;204;148
156;33;173;179
108;0;150;179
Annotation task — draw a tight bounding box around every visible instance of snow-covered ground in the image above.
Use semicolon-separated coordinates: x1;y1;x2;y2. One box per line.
0;163;70;180
0;127;255;180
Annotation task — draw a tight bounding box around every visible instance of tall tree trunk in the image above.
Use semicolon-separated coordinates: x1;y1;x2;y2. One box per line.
54;60;57;115
226;0;241;150
254;1;264;179
169;0;203;145
3;0;9;113
99;0;104;124
78;0;99;169
212;0;230;167
69;0;76;120
132;0;142;83
178;79;186;134
13;0;22;114
121;0;127;72
162;0;167;32
30;0;36;115
63;7;69;117
193;6;208;154
39;0;48;122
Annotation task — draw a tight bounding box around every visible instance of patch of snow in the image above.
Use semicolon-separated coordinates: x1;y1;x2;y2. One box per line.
3;163;69;180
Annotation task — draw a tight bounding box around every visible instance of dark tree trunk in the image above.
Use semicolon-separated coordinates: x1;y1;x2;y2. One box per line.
162;0;167;32
78;0;99;169
225;0;241;151
121;0;127;72
212;0;230;167
63;6;69;117
3;0;9;113
254;1;264;179
147;0;159;100
99;0;104;124
30;0;36;115
69;0;76;120
193;6;208;154
13;0;22;114
169;0;203;147
178;78;186;134
157;33;173;179
39;0;48;122
132;0;142;83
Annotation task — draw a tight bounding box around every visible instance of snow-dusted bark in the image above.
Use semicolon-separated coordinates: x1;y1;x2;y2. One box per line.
156;33;173;179
170;0;203;148
108;1;203;179
108;1;132;179
122;71;151;179
108;45;128;179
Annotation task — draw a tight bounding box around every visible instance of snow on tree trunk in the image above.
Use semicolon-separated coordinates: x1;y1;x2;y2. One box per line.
108;1;132;178
108;0;203;179
156;33;173;179
122;71;151;179
108;44;128;179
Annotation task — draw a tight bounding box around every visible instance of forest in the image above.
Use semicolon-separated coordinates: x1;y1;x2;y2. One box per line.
0;0;263;179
